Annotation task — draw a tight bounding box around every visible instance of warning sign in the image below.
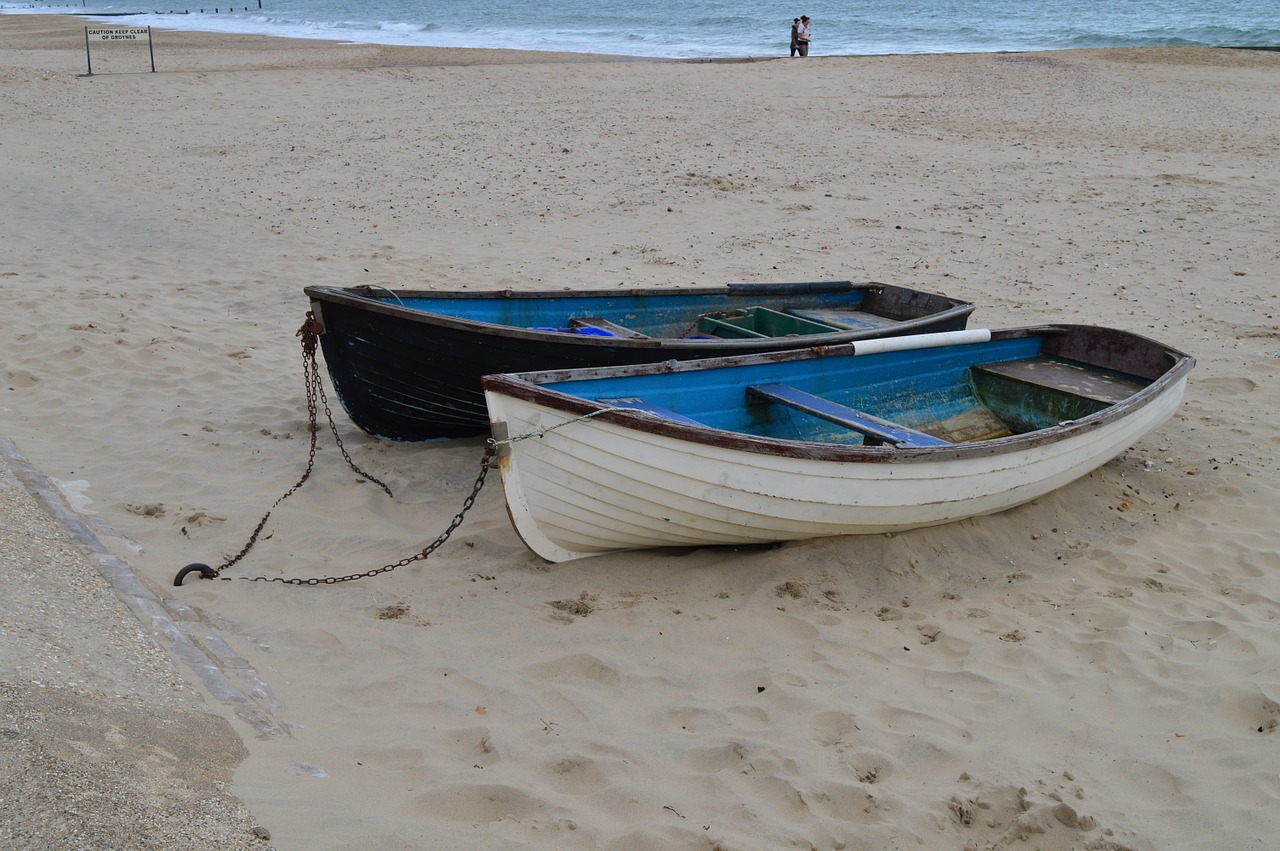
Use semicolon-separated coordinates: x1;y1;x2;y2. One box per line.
87;28;152;41
84;26;156;74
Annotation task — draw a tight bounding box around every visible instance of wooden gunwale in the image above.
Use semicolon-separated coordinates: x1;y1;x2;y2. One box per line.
482;325;1195;465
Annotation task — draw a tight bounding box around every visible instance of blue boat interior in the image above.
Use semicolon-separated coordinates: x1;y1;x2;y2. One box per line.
386;291;902;339
544;335;1153;447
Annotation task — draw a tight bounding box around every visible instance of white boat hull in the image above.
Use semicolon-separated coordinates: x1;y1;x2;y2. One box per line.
485;373;1188;562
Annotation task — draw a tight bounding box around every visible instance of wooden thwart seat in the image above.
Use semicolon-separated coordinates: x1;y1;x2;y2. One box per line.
972;358;1146;406
747;383;950;447
784;308;897;332
598;397;702;425
568;317;651;338
696;306;840;339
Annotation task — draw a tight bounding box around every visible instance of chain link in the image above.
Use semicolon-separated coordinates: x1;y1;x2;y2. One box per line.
192;312;492;586
246;442;495;586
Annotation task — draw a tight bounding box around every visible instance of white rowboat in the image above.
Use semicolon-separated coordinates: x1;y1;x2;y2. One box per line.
482;325;1193;562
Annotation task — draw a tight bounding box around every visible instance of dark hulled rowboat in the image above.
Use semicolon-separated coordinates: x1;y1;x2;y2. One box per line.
305;280;975;441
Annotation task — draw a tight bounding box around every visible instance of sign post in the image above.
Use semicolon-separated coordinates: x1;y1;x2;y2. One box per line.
84;27;155;74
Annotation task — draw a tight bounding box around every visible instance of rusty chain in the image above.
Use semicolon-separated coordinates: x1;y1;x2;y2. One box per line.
174;312;493;586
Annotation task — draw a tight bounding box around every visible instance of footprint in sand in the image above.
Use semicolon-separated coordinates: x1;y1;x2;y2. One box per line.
125;502;165;518
1255;690;1280;733
4;368;39;388
180;509;224;526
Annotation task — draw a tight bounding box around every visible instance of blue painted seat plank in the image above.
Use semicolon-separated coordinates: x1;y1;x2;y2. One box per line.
747;383;950;447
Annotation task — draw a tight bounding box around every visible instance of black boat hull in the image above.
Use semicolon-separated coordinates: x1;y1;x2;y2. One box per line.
306;281;975;441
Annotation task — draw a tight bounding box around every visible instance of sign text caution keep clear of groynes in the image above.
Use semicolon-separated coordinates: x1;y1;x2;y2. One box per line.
87;27;151;41
84;27;156;74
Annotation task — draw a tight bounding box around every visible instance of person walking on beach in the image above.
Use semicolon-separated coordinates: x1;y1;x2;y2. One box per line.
790;18;801;56
796;15;811;56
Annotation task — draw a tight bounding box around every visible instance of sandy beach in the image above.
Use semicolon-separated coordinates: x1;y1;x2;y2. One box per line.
3;13;1279;849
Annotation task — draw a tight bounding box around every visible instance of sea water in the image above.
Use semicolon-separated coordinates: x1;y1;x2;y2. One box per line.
5;0;1279;59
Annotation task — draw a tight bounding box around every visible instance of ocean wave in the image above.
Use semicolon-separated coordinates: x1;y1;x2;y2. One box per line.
11;0;1278;59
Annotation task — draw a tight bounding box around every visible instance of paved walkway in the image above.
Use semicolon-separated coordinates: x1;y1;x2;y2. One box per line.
1;437;272;849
